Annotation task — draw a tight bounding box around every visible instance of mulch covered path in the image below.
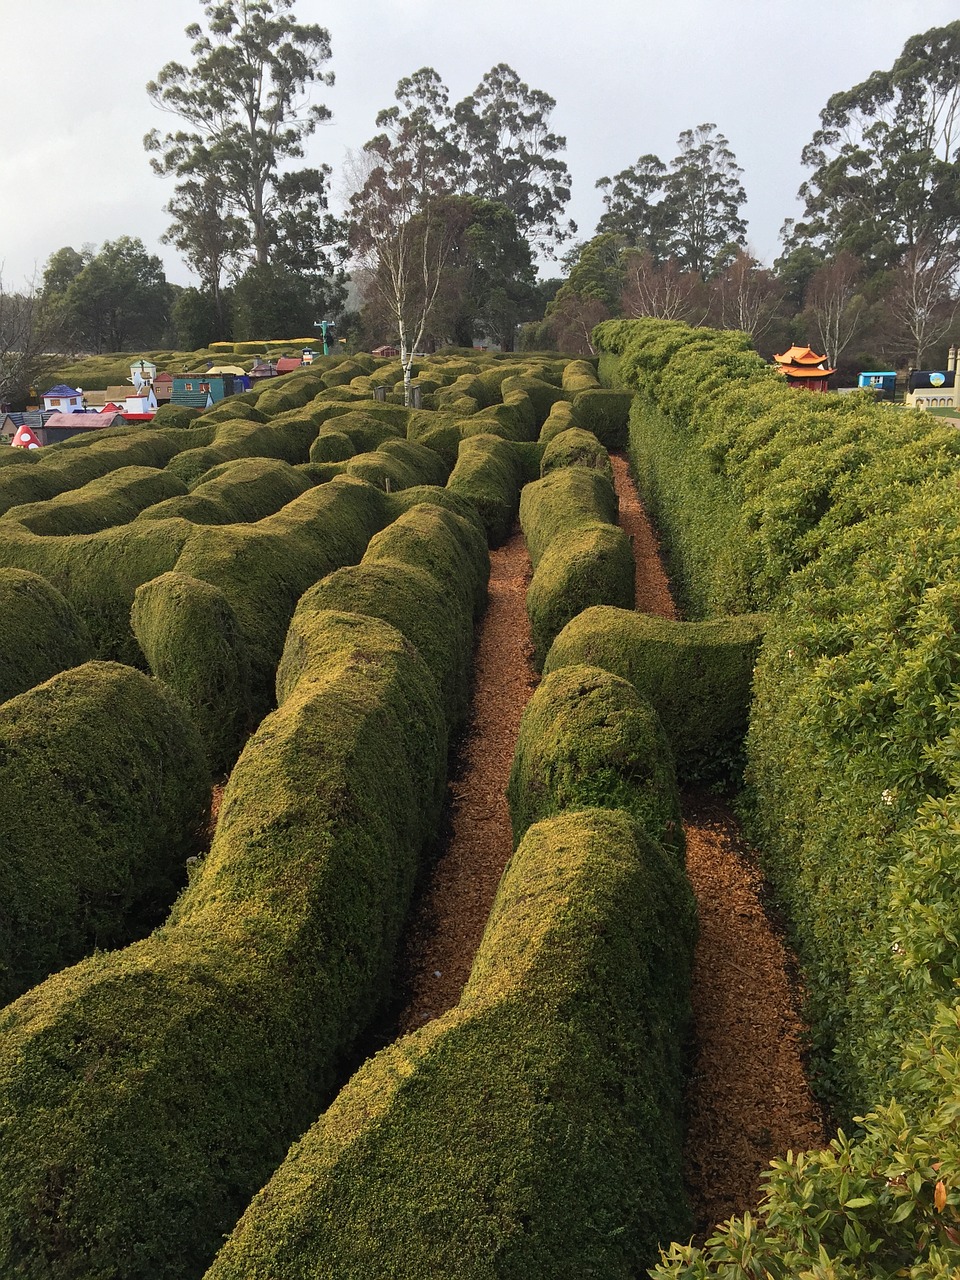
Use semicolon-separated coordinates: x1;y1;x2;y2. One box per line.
611;450;828;1235
397;530;539;1034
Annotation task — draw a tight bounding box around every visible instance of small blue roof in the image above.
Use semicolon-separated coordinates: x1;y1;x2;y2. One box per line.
43;383;81;397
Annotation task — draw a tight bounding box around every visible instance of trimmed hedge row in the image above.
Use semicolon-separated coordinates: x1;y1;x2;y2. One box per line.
131;572;252;776
203;808;697;1280
0;611;447;1280
539;426;612;480
136;457;314;526
0;568;94;703
0;660;209;1006
594;317;960;1275
446;433;526;546
519;465;633;667
2;465;187;535
166;416;318;486
507;662;684;859
544;606;766;785
281;501;487;731
0;476;387;732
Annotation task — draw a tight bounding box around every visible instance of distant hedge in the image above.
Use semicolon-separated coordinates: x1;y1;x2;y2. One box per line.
203;808;697;1280
0;660;209;1006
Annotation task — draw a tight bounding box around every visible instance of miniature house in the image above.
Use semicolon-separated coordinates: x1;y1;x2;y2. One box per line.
773;346;835;392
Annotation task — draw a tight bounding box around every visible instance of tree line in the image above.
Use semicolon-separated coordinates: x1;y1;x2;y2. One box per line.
3;3;960;406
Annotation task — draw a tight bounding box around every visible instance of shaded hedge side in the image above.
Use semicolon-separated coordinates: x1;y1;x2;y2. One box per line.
203;809;696;1280
0;568;94;703
0;660;209;1006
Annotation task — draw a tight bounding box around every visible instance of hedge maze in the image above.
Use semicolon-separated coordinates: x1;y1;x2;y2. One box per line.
4;328;947;1277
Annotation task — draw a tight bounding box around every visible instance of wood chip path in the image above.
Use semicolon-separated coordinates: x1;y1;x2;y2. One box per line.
611;451;828;1234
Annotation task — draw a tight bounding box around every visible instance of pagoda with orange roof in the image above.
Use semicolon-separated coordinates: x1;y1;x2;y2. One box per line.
773;345;835;392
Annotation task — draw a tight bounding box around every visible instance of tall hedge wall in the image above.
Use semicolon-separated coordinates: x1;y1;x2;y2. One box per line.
594;316;960;1275
0;614;447;1280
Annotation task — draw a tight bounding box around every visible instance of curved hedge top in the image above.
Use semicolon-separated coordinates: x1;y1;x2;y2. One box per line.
0;567;94;703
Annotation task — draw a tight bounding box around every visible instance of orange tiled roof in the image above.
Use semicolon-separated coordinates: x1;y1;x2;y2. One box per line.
774;345;830;366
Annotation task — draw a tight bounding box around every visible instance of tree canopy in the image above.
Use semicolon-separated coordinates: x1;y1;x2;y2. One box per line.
145;0;337;275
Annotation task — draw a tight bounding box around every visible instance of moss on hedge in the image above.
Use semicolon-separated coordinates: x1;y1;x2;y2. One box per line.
526;522;635;668
204;808;696;1280
131;572;252;774
446;433;525;547
0;660;209;1006
0;611;446;1280
0;568;94;703
544;606;767;784
539;427;612;480
507;663;683;857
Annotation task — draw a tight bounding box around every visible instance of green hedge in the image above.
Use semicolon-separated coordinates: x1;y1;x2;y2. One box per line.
0;568;94;702
0;660;209;1006
153;403;202;427
343;438;449;492
507;663;683;858
594;316;960;1115
446;433;525;547
526;523;635;669
203;808;696;1280
280;503;485;732
539;426;612;480
131;572;252;775
537;399;578;444
519;466;619;568
308;412;404;462
165;417;318;486
0;611;446;1280
544;606;766;784
570;388;633;450
173;476;388;720
2;465;187;535
137;457;313;526
560;358;600;393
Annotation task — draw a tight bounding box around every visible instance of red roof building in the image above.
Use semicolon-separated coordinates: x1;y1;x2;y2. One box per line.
274;356;303;374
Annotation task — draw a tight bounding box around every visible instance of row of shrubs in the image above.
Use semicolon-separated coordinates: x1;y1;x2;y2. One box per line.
202;418;781;1276
595;317;960;1275
0;490;490;1279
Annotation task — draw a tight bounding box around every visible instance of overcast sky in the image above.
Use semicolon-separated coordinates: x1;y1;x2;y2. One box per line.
2;0;958;290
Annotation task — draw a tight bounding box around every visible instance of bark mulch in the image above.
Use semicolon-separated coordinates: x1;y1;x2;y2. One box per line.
397;529;538;1033
611;449;829;1236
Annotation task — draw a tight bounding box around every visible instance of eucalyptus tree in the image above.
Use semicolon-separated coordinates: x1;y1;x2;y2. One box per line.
145;0;335;267
661;124;747;277
595;154;669;254
791;21;960;271
453;63;576;252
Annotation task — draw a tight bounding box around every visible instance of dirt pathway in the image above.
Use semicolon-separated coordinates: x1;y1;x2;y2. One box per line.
611;451;828;1234
397;530;538;1033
